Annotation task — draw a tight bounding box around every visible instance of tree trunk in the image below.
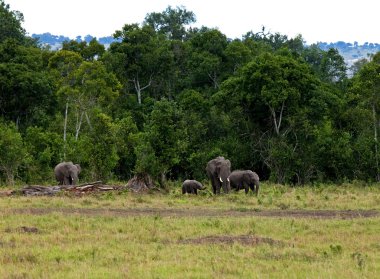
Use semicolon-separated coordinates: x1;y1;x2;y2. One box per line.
372;103;380;181
5;168;14;186
270;101;285;136
132;75;152;105
75;111;84;141
63;101;69;160
126;173;154;192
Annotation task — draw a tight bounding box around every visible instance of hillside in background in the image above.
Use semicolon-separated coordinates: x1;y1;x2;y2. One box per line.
318;41;380;67
32;33;380;67
32;33;117;49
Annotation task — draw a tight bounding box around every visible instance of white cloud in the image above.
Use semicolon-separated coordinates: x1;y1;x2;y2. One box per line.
5;0;380;44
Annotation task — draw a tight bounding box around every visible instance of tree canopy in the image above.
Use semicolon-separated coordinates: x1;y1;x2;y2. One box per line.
1;2;380;186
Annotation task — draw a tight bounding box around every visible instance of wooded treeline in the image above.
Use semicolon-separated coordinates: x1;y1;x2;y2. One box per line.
1;1;380;186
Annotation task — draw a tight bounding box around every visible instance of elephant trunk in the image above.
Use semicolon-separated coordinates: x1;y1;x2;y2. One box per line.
219;175;230;193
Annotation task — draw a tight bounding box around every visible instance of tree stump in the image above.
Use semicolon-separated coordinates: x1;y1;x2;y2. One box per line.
126;174;154;193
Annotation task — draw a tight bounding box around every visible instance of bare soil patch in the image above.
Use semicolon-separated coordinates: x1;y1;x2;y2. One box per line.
179;234;283;246
7;207;380;219
4;226;39;234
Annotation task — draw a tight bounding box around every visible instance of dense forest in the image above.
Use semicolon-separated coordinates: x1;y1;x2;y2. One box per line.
1;1;380;187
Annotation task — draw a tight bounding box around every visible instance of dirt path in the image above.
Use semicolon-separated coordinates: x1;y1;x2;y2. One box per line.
6;207;380;219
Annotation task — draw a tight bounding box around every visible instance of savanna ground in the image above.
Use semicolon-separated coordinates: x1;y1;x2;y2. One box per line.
1;182;380;278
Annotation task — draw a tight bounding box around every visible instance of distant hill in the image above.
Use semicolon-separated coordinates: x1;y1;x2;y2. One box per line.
32;33;380;67
317;41;380;68
31;33;117;50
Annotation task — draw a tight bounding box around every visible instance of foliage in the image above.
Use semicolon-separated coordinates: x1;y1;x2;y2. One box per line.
83;112;119;182
144;5;196;40
0;119;28;185
24;127;63;183
0;0;26;44
1;3;380;186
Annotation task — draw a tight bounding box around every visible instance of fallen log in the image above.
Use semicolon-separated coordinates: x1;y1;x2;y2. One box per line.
21;185;61;196
17;181;126;196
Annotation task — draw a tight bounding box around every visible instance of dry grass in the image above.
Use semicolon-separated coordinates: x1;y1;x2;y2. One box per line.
0;183;380;278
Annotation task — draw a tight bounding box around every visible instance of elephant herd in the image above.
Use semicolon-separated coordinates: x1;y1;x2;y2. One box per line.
54;157;260;196
183;156;260;196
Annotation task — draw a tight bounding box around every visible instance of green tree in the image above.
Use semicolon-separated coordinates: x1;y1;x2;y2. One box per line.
303;45;347;84
48;50;83;157
176;89;210;178
62;38;105;61
186;27;228;89
85;112;119;181
24;127;63;183
134;99;187;185
105;24;170;105
0;0;27;43
69;60;121;140
216;51;320;183
113;116;139;180
144;5;196;40
0;119;27;185
49;51;120;147
0;40;55;129
349;57;380;181
224;39;253;74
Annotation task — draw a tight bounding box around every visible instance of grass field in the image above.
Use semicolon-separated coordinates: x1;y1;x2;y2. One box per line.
1;182;380;278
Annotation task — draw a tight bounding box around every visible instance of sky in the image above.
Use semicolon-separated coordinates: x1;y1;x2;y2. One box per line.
4;0;380;44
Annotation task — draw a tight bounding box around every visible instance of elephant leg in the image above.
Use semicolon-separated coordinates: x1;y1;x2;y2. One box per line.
211;177;218;194
194;189;198;195
216;183;221;194
63;176;71;185
244;184;249;194
249;183;255;194
212;184;216;194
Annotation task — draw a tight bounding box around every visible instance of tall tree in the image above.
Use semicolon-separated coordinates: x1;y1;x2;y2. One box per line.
144;6;196;40
0;119;27;185
186;27;228;90
216;52;320;183
105;24;167;105
349;57;380;181
0;40;55;129
62;38;105;61
134;99;187;185
0;0;26;43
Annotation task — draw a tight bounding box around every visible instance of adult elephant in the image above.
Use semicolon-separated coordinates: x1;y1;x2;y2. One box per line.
228;170;260;196
206;156;231;194
54;162;81;186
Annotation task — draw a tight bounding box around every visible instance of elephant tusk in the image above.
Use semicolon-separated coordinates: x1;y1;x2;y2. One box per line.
219;177;223;183
227;177;230;182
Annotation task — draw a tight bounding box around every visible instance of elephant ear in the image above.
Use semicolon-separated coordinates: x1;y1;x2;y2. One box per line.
75;164;81;174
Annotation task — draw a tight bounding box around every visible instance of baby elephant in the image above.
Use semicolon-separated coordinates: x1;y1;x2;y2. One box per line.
182;180;206;195
228;170;260;195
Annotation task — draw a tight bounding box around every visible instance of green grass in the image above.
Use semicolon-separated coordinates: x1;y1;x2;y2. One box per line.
3;182;380;211
1;183;380;278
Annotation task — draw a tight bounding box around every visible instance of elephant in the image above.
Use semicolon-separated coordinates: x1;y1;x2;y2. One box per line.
228;170;260;196
206;156;231;194
54;162;81;186
182;180;206;195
